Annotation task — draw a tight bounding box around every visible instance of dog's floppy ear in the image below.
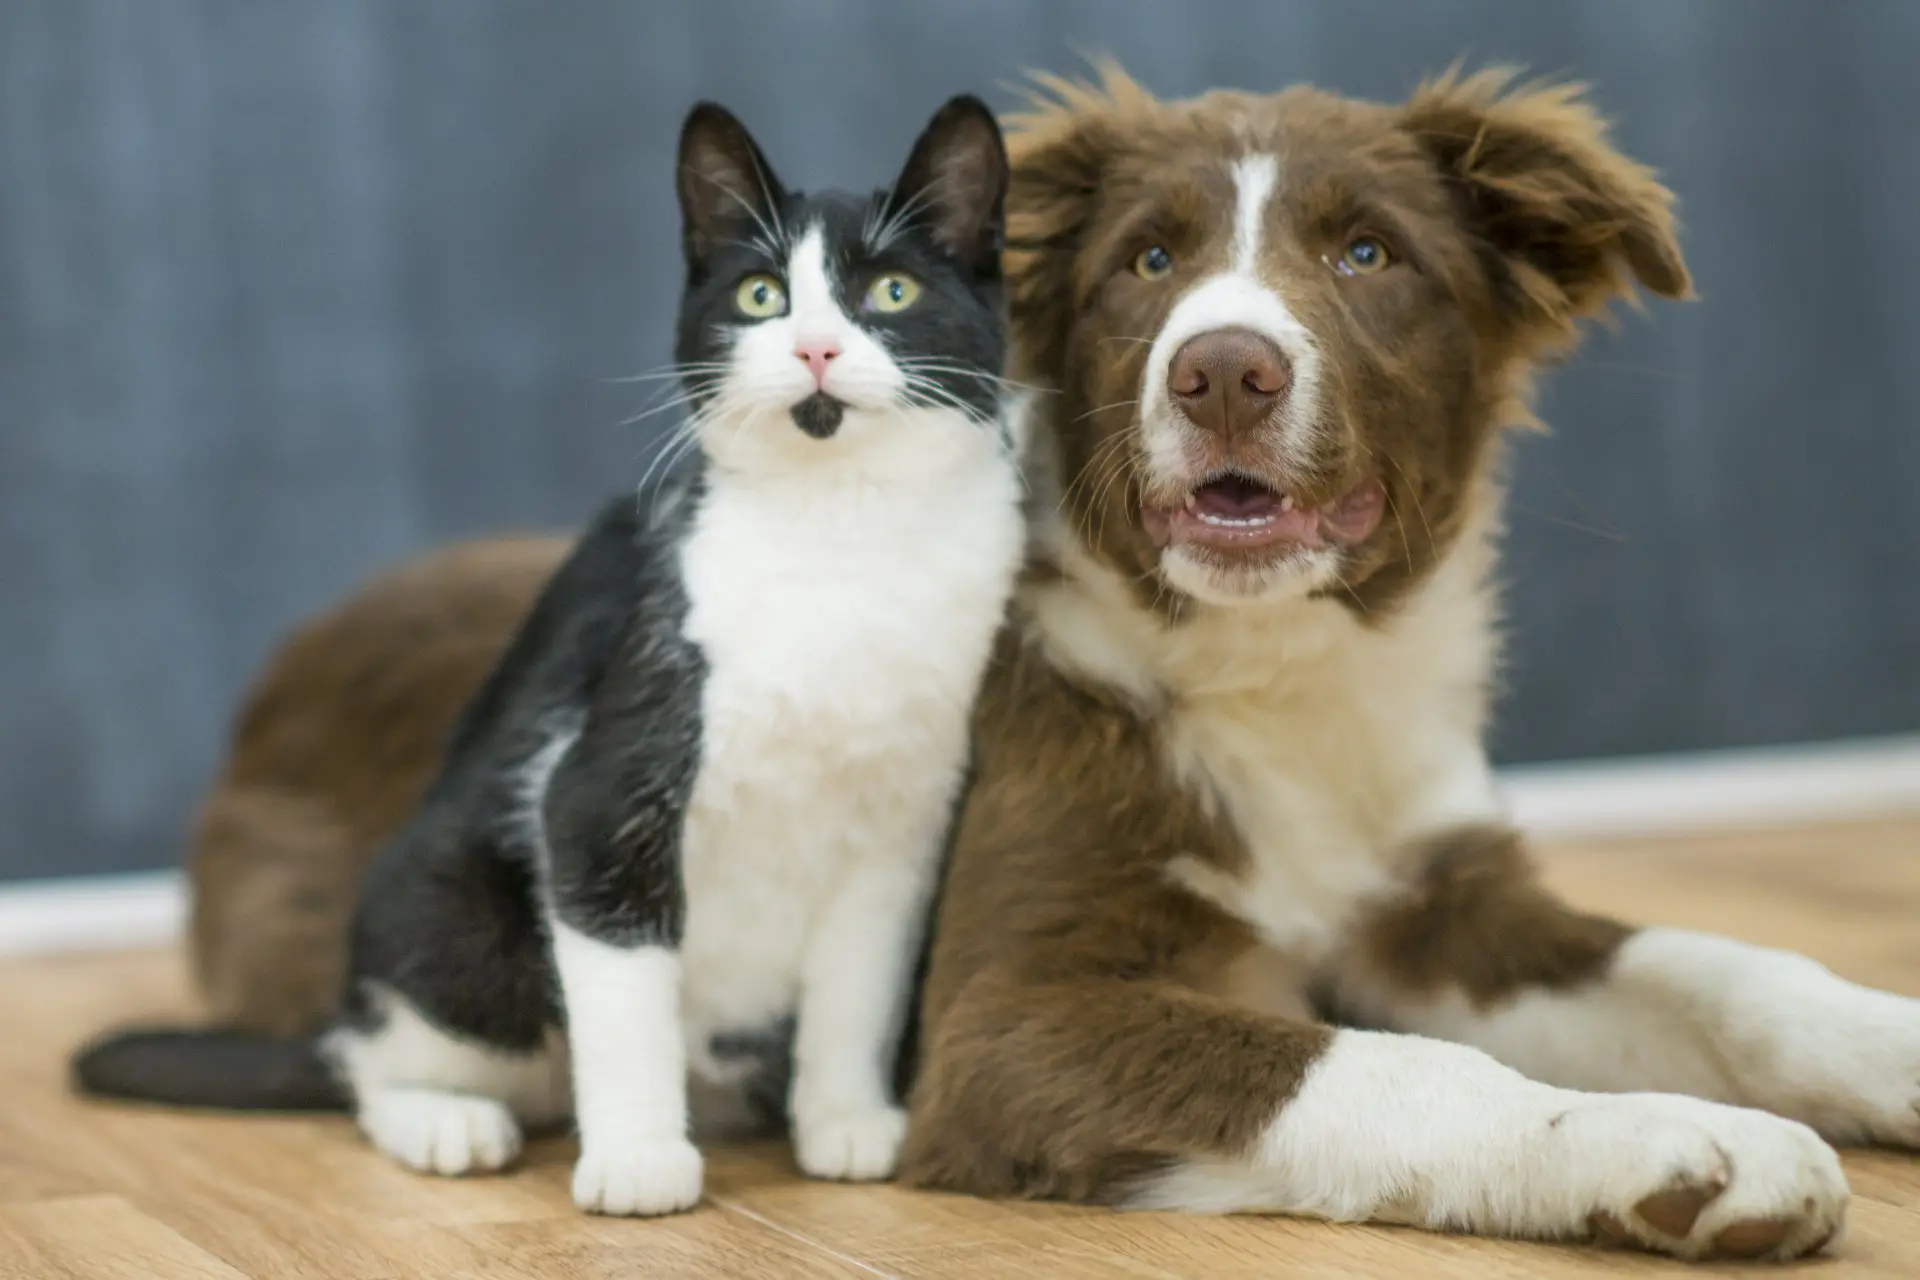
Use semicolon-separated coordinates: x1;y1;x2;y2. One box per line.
1402;67;1691;340
677;103;787;269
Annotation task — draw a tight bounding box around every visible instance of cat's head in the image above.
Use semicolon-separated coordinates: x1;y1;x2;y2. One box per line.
672;96;1009;469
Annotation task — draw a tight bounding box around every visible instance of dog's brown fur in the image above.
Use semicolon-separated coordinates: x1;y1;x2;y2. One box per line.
190;536;567;1035
905;623;1336;1200
899;65;1689;1202
1344;825;1632;1009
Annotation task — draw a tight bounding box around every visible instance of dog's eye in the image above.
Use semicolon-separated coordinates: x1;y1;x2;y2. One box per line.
1133;245;1174;281
735;273;788;319
1335;236;1393;277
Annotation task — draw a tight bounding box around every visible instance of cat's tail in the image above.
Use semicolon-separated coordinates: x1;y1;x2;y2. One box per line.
70;1026;348;1111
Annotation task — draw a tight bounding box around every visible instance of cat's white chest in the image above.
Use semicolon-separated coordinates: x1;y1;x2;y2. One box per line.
668;448;1022;1070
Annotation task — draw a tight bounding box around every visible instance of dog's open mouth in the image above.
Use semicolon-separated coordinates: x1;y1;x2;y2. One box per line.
1142;473;1387;556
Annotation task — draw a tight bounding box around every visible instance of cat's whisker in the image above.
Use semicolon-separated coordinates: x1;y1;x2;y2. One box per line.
605;364;732;386
617;393;711;431
893;361;1053;397
632;417;705;502
899;374;995;423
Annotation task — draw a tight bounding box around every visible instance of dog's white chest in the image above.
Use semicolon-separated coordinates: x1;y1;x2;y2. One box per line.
1138;583;1504;966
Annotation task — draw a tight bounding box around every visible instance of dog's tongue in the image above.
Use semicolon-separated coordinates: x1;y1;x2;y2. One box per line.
1192;475;1284;521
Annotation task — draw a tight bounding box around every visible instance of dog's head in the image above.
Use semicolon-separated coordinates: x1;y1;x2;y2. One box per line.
1008;66;1690;610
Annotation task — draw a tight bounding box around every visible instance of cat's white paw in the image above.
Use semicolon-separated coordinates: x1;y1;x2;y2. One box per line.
357;1086;523;1176
792;1105;907;1182
1554;1094;1847;1261
572;1139;704;1216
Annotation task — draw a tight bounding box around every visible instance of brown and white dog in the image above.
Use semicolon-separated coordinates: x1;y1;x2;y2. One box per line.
897;67;1920;1262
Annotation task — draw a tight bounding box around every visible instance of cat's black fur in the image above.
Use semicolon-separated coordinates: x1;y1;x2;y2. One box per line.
72;96;1011;1131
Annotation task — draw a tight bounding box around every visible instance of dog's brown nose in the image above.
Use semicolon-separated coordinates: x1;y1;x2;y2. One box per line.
1167;328;1291;438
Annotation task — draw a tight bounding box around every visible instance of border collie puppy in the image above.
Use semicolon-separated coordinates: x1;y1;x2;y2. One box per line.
899;66;1919;1263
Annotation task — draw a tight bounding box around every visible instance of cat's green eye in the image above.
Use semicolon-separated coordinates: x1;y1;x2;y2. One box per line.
865;273;921;314
735;274;787;319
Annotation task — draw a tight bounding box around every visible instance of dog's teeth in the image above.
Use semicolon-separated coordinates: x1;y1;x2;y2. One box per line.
1184;492;1199;511
1279;494;1295;513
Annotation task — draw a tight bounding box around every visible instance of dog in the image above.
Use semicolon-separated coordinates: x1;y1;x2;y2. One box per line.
894;66;1920;1263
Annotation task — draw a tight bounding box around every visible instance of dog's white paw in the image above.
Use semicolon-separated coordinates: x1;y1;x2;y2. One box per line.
792;1105;907;1182
1620;930;1920;1147
572;1139;704;1217
1761;980;1920;1148
357;1087;523;1176
1554;1094;1848;1261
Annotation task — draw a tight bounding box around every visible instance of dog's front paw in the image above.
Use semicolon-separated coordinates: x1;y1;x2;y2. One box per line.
792;1105;908;1182
572;1139;704;1216
1556;1094;1847;1261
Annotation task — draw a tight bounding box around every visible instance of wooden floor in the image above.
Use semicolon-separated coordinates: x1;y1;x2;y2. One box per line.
3;817;1918;1278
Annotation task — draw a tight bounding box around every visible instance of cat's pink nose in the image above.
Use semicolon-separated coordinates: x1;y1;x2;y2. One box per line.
794;340;840;388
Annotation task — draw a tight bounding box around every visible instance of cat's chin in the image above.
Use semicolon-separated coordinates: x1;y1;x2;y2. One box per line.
789;393;846;440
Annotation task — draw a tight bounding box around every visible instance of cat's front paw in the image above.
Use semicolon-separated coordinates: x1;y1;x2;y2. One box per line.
792;1104;908;1181
572;1139;704;1216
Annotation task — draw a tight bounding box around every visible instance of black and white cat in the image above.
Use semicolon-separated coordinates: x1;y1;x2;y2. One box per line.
74;95;1025;1218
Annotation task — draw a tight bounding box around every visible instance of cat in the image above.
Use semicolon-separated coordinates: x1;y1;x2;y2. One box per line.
75;92;1023;1220
190;535;568;1037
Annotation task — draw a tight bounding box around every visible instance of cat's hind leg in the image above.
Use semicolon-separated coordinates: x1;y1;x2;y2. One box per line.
327;984;569;1177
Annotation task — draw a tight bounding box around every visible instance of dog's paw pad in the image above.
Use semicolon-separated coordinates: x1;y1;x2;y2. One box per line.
1712;1217;1795;1259
1562;1096;1847;1261
1632;1175;1727;1238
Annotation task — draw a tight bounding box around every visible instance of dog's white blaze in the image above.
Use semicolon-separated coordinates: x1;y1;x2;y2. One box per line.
1136;153;1329;601
1230;153;1278;275
1126;1028;1848;1260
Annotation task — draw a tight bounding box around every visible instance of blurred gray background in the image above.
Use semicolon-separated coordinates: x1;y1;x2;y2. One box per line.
3;0;1917;881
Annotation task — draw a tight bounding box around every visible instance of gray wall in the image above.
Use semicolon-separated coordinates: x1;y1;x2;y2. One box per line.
3;0;1916;881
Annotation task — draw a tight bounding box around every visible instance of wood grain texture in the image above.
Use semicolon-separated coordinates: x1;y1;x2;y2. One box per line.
3;817;1916;1278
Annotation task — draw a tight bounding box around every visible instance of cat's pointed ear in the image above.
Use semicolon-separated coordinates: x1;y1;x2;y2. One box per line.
884;95;1008;274
677;103;787;267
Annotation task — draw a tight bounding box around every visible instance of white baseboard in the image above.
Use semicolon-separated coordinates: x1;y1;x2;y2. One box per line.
0;870;186;957
1500;732;1920;840
0;734;1914;956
